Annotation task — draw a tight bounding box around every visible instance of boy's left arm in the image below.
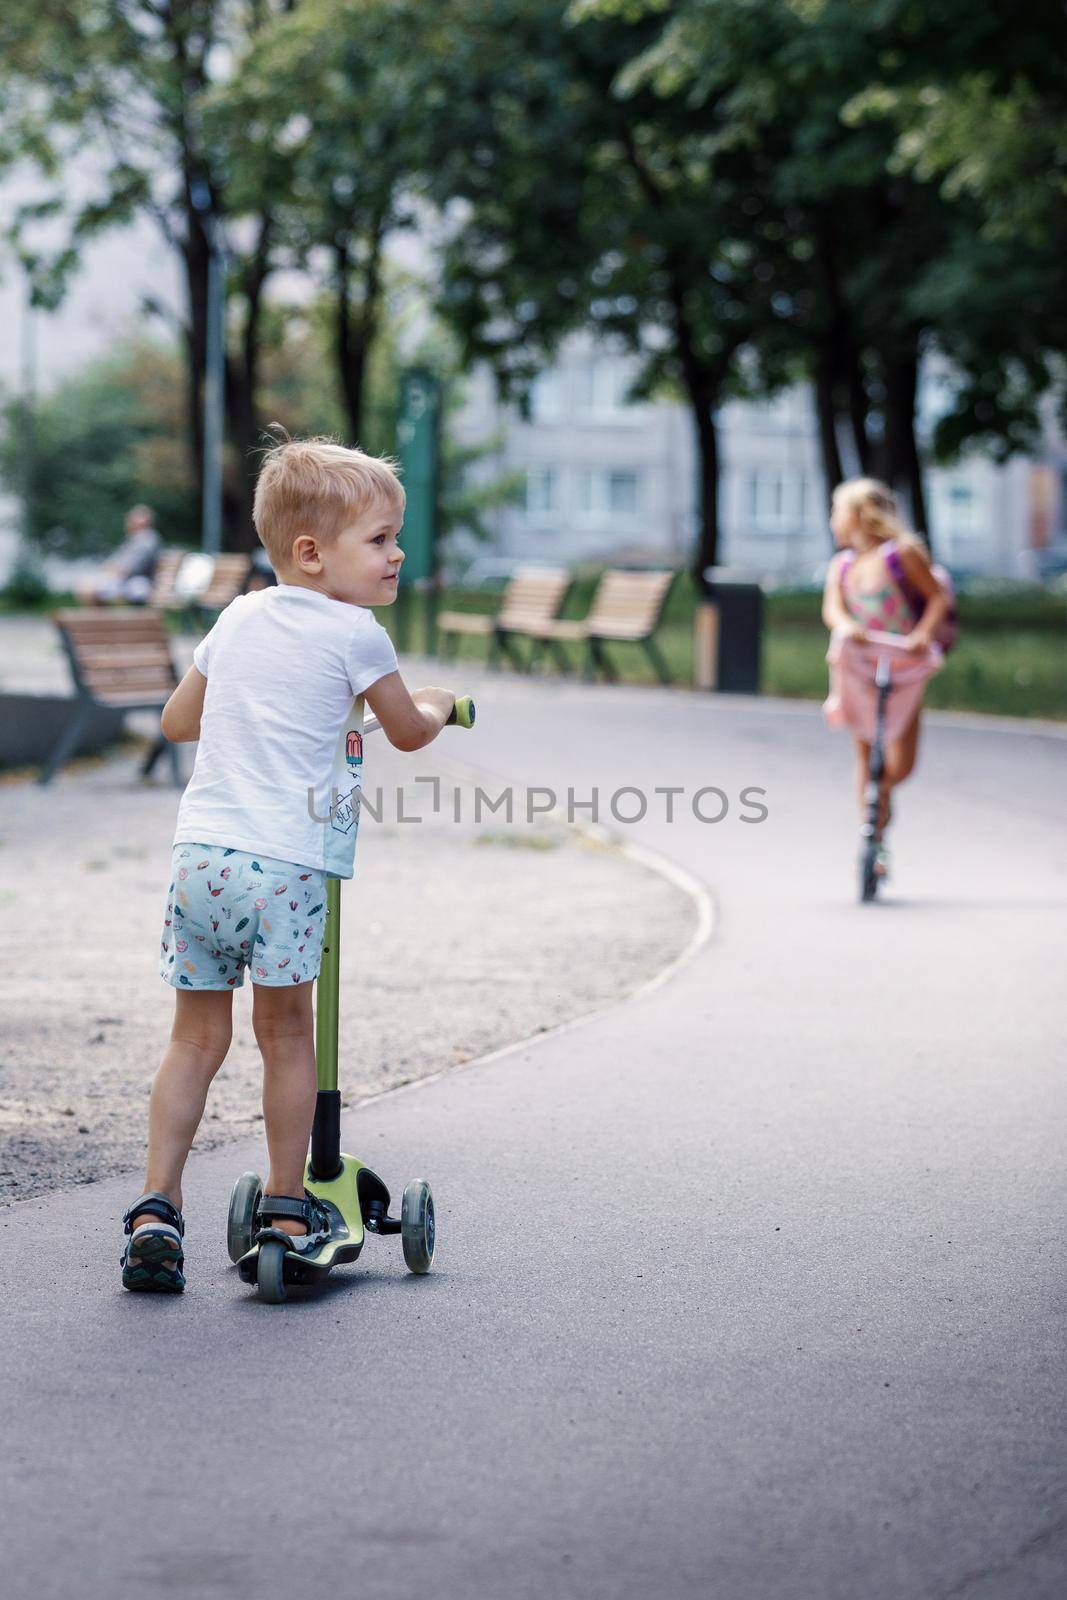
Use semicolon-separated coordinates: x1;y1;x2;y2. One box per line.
161;665;207;742
898;544;948;649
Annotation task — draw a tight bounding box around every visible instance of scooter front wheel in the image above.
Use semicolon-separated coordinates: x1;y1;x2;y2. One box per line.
401;1180;436;1274
257;1239;288;1303
860;849;880;902
227;1171;263;1262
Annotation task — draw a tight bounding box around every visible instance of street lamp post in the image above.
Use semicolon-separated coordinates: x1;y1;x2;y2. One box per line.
190;179;225;557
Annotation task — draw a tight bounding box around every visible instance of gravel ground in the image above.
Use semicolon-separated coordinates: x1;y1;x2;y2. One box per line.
0;736;695;1202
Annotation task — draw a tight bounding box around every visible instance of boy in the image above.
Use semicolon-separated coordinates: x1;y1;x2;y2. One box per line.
121;438;456;1292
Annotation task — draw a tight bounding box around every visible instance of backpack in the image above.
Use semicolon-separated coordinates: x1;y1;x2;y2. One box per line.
840;539;958;655
883;540;958;655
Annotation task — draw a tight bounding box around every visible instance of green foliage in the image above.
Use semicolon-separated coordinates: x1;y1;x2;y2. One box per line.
0;341;199;557
1;549;50;608
4;0;1067;573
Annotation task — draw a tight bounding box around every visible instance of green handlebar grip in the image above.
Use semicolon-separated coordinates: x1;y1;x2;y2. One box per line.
447;695;476;728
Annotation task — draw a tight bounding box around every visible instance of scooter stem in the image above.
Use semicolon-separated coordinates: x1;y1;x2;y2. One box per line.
315;878;342;1093
310;878;343;1180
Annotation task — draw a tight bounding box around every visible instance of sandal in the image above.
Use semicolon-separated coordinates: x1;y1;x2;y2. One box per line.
121;1191;186;1294
256;1193;332;1255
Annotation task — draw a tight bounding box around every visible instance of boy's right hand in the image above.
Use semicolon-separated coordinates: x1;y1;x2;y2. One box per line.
841;621;868;643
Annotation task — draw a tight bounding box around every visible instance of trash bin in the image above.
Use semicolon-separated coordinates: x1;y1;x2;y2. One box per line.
695;568;763;694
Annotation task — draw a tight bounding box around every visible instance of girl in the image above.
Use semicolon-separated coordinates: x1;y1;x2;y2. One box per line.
821;477;950;878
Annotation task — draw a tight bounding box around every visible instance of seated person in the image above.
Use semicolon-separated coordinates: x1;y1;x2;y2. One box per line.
77;505;162;604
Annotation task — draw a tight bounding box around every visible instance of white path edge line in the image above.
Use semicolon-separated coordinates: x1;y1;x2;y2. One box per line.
347;784;715;1113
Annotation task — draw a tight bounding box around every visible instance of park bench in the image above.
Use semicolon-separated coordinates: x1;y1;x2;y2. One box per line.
438;567;571;668
523;568;678;683
149;550;252;622
41;609;182;786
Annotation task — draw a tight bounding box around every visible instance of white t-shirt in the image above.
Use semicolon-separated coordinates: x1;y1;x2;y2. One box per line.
173;585;398;876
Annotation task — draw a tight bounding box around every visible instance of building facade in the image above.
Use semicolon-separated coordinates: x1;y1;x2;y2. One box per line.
454;333;1061;582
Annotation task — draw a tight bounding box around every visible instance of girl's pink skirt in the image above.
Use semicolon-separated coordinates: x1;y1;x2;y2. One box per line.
824;630;943;743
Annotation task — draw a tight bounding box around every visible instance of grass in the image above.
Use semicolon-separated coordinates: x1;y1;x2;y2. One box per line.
3;572;1063;721
382;575;1067;722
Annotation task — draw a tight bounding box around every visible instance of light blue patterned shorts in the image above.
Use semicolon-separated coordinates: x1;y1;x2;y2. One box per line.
160;844;328;990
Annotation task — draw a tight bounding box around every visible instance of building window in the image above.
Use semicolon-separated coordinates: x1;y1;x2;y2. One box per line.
941;482;979;535
748;468;784;526
573;360;633;418
608;470;639;514
575;467;643;520
747;468;810;532
523;467;557;516
529;370;564;421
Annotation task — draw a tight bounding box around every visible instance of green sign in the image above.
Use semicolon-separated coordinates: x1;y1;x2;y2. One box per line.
396;368;441;583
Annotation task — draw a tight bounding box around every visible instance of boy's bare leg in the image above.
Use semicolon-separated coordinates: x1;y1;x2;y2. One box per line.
253;980;318;1237
139;989;234;1211
131;989;234;1246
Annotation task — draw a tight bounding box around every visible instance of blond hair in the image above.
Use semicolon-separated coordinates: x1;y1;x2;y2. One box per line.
253;435;405;569
834;477;926;552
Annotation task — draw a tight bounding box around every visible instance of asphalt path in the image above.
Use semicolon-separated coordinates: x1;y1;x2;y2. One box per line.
2;672;1065;1600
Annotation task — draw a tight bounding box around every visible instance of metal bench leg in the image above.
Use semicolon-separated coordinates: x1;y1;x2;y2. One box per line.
550;639;572;676
141;734;169;779
38;703;94;787
644;636;673;686
585;637;616;682
498;631;527;672
167;739;183;788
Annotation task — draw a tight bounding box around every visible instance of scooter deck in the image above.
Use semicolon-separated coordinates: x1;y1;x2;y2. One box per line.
236;1154;386;1286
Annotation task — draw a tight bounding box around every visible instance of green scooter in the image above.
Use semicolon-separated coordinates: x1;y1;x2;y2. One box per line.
228;694;476;1302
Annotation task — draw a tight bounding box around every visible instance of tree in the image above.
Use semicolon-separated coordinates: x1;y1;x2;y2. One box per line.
0;339;199;556
209;0;439;450
843;0;1067;453
418;0;803;577
0;3;301;546
573;0;1067;544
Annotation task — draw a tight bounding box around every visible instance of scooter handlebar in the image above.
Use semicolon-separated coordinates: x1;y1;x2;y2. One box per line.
447;695;476;729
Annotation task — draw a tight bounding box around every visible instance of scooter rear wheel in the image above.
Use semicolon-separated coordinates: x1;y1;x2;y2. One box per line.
257;1239;287;1303
227;1171;263;1262
401;1180;436;1274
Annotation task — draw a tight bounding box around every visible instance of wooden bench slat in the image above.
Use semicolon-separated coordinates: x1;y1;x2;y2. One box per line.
82;671;176;695
93;690;172;708
57;613;169;636
76;647;174;669
439;568;571;660
437;612;495;634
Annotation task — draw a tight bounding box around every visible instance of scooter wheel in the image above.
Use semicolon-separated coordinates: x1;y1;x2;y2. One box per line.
401;1179;436;1275
860;854;880;903
257;1239;287;1303
227;1171;263;1263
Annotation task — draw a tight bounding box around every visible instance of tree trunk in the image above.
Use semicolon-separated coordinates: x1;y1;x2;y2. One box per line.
225;357;258;551
690;394;720;583
847;354;872;476
181;219;210;513
224;219;274;551
667;282;725;578
334;223;385;443
883;349;930;541
815;350;844;534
